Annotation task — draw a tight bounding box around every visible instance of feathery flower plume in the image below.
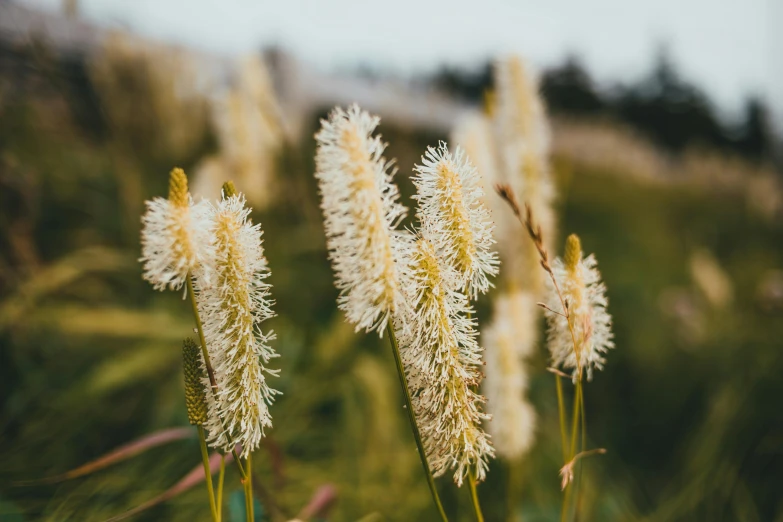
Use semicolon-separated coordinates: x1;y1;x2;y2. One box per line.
450;112;502;215
182;338;210;426
314;105;408;335
482;291;537;459
412;142;498;299
493;56;556;296
198;182;280;456
544;234;614;380
140;168;212;292
400;235;493;486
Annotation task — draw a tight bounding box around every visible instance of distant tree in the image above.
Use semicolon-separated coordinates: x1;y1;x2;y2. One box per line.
541;56;605;115
431;62;492;103
736;96;774;162
613;50;727;153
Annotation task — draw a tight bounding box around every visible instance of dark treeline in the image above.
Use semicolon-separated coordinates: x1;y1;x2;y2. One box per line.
431;53;779;166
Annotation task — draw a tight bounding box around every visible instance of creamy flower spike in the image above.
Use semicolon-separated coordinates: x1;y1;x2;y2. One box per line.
140;168;212;292
493;56;556;297
198;187;280;456
400;235;494;486
482;291;537;460
545;234;614;381
315;105;408;335
413;142;498;299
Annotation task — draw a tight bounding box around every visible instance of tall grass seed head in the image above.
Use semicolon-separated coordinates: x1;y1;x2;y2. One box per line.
314;104;409;335
140;168;212;292
400;235;494;486
482;291;537;459
182;337;209;426
545;234;614;380
197;192;280;456
413;142;498;300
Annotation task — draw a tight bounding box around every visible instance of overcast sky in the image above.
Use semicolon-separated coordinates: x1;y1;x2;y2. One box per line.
22;0;783;121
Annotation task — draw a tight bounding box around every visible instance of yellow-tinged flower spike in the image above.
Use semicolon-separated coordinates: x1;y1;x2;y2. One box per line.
564;234;582;273
412;142;498;299
314;104;409;335
492;55;556;297
222;180;237;198
182;337;209;426
482;291;537;460
197;191;280;456
140;168;212;292
168;167;189;208
544;234;614;381
399;235;494;486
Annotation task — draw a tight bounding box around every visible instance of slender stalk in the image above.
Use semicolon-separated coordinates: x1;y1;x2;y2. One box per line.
187;273;248;480
561;382;583;522
216;455;225;522
555;374;568;463
198;426;219;522
468;470;485;522
245;454;254;522
386;322;449;522
575;390;587;522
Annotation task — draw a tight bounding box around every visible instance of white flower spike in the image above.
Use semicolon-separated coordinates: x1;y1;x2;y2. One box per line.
314;104;409;335
482;291;537;460
544;234;614;381
140;167;212;292
198;184;280;456
400;235;494;486
413;142;498;299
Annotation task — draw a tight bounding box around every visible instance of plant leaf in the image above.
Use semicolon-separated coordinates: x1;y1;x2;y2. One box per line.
15;427;194;485
104;450;233;522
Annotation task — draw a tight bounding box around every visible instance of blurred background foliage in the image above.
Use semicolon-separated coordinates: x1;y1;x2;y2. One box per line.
1;7;783;522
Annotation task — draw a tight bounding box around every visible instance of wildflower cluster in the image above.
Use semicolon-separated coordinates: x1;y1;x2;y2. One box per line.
141;170;280;457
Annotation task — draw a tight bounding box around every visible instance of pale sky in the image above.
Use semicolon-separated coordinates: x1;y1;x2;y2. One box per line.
22;0;783;121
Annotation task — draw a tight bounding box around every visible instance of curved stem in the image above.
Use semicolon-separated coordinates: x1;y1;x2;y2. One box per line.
555;374;568;463
468;470;485;522
198;426;219;522
216;455;225;522
386;322;449;522
245;454;254;522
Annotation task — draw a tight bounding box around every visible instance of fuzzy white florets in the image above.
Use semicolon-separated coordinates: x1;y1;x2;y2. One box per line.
197;194;280;456
315;104;409;335
412;142;498;300
482;291;537;460
140;196;212;292
545;254;614;381
399;236;494;486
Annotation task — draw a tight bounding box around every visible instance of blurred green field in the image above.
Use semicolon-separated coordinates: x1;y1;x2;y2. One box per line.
1;50;783;522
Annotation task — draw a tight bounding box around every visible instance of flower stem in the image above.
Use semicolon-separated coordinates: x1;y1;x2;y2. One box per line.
555;374;568;463
386;322;449;522
561;381;583;522
198;426;219;522
243;453;254;522
216;455;225;522
187;273;248;480
468;469;485;522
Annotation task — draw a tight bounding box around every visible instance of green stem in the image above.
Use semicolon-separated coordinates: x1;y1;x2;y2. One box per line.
386;322;449;522
245;453;254;522
561;381;583;522
217;455;225;522
555;374;568;463
187;274;248;480
468;470;485;522
575;389;587;522
198;426;219;522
